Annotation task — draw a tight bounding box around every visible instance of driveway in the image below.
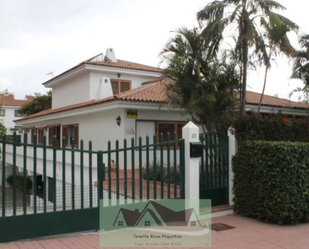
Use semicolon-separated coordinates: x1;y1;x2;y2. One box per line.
1;213;309;249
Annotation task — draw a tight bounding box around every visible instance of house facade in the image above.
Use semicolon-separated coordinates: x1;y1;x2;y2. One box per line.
14;48;309;150
5;48;309;207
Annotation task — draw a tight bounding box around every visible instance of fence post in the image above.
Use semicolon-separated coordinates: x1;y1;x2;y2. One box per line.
228;128;237;205
97;151;104;200
182;121;200;200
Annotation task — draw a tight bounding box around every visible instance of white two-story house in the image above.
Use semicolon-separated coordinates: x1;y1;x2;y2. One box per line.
4;48;308;211
15;49;187;150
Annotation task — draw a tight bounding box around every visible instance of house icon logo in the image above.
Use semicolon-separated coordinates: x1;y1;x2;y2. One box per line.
111;200;209;236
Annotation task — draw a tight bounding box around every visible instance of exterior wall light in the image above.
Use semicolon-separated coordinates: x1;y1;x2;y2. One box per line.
116;116;121;126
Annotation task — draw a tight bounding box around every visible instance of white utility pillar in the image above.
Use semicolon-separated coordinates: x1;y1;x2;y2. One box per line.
182;121;200;200
228;128;237;205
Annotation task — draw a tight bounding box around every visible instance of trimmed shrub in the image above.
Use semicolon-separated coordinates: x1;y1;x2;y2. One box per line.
143;162;212;188
142;162;181;185
231;113;309;143
6;175;33;191
233;141;309;224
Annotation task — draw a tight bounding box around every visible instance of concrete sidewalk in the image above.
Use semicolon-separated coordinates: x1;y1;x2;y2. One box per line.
1;214;309;249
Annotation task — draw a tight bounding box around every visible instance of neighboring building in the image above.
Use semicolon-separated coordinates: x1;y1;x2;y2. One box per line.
245;91;309;116
0;91;35;134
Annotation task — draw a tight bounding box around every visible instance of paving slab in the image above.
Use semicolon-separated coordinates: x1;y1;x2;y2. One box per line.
2;214;309;249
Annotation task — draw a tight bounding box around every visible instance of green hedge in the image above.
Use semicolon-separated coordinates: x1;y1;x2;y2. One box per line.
233;141;309;224
231;113;309;143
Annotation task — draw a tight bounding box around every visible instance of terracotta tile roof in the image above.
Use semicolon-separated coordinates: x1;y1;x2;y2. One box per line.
0;94;34;107
86;59;163;73
18;79;168;121
115;78;169;103
43;54;163;86
17;81;309;122
246;91;309;109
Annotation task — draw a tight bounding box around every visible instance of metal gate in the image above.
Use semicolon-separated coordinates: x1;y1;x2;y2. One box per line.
0;132;184;243
199;131;229;206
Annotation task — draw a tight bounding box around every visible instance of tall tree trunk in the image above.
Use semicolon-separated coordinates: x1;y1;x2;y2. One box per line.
258;65;269;112
258;47;272;112
241;40;248;115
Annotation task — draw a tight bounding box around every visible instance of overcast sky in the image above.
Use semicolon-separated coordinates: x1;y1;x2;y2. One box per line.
0;0;308;100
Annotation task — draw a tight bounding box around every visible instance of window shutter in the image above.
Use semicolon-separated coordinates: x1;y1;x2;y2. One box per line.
111;81;119;94
120;82;130;92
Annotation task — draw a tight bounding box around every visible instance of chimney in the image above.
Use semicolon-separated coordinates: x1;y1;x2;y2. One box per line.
95;77;113;100
104;48;117;62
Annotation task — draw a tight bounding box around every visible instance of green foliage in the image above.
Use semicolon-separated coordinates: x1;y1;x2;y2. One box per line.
142;163;180;185
6;135;21;142
6;175;33;191
0;123;7;138
161;27;240;132
197;0;299;114
233;141;309;224
292;34;309;91
231;113;309;144
19;91;52;116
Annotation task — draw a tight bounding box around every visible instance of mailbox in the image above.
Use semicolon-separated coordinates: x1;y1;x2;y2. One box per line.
190;142;202;158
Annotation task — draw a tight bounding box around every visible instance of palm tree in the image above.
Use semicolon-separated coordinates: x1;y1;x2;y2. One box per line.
292;34;309;87
257;15;297;111
161;27;239;132
197;0;298;114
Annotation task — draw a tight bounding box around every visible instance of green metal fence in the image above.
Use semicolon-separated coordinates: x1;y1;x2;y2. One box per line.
0;131;184;243
199;131;229;206
98;132;185;201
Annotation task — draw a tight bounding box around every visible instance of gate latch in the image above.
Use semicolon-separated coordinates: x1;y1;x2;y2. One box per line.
190;142;202;158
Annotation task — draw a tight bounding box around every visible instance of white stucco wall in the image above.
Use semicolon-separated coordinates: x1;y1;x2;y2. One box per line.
52;72;90;109
51;70;162;110
89;72;160;100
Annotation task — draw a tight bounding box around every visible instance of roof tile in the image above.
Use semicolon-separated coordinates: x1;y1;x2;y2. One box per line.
246;91;309;109
18;81;309;121
86;59;163;73
0;94;34;107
